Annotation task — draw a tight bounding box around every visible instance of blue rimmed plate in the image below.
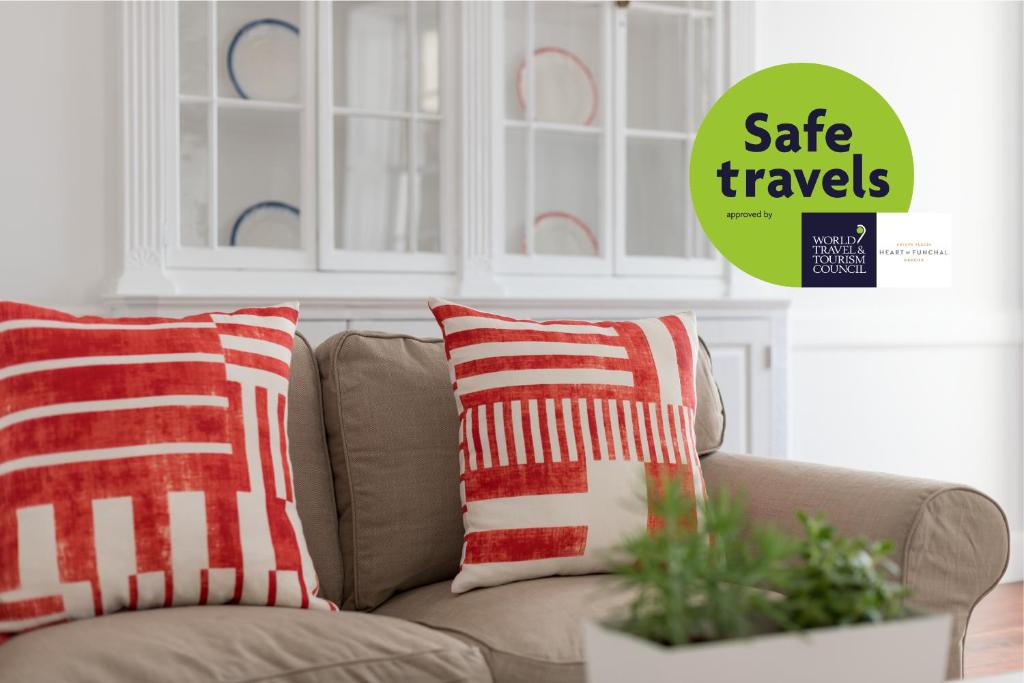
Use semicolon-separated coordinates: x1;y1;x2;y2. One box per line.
229;201;300;249
227;18;300;102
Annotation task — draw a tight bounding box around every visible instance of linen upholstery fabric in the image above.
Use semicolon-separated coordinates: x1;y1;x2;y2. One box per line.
316;331;464;610
287;333;344;606
0;605;492;683
0;302;333;638
701;451;1010;680
429;299;706;593
316;328;723;610
374;576;635;683
695;337;725;455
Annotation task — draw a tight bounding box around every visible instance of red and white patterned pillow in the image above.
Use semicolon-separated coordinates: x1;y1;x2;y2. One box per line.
0;301;334;639
429;298;706;593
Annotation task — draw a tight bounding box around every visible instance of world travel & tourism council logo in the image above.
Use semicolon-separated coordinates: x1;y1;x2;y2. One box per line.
802;213;876;287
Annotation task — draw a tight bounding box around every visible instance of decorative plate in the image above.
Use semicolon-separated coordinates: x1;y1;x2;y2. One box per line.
229;201;300;249
227;18;300;101
516;47;598;125
532;211;598;256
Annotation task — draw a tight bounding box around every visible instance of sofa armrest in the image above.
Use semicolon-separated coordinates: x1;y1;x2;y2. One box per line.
700;451;1010;680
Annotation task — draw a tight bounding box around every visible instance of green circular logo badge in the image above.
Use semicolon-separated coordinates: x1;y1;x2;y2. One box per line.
690;63;913;286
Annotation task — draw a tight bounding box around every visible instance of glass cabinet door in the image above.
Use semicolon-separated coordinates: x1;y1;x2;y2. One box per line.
174;0;315;269
620;2;720;268
168;0;727;280
501;1;610;272
323;0;450;272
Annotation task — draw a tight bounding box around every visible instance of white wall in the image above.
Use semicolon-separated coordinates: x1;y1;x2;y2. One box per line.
0;1;1019;580
735;0;1024;580
0;2;118;312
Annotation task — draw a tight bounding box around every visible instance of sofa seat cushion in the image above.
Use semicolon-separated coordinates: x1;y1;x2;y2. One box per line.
374;576;633;683
0;605;491;683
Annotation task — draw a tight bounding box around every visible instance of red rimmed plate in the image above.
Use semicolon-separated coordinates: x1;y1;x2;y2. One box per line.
530;211;598;256
516;47;598;126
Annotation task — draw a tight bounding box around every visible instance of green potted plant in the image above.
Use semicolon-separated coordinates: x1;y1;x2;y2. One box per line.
583;482;952;683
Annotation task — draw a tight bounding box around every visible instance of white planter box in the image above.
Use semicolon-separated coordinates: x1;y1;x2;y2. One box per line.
584;613;952;683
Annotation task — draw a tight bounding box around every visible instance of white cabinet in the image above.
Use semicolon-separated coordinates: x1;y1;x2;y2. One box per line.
497;1;726;279
696;316;782;457
170;1;317;271
115;1;749;301
319;1;458;274
500;1;610;275
618;2;722;275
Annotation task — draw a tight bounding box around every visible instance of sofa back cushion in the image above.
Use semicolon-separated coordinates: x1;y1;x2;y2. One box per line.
316;328;725;609
288;333;344;606
695;337;726;455
316;332;463;610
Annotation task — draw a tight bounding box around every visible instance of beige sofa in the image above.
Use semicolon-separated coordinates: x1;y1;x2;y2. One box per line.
0;331;1009;682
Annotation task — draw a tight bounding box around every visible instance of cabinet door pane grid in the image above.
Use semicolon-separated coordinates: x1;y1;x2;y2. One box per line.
170;1;317;271
319;1;455;273
613;1;725;278
497;1;613;276
162;0;731;286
